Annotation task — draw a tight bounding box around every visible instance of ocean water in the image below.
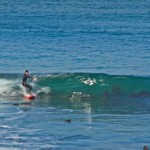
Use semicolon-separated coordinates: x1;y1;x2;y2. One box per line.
0;0;150;149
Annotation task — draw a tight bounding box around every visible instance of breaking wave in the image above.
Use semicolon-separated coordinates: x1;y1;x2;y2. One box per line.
0;73;150;99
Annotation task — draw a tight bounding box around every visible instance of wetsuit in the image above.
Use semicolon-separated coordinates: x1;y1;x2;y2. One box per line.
22;73;32;93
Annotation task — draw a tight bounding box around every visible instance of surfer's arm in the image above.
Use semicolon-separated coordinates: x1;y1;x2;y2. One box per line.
26;75;34;81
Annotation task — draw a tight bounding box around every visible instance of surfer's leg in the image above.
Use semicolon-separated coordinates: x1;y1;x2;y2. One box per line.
25;84;32;93
29;85;32;93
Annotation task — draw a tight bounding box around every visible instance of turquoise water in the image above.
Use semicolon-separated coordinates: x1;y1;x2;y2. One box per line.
0;0;150;149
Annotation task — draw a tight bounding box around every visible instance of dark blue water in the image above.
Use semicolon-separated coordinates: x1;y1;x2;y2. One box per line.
0;0;150;149
0;0;150;75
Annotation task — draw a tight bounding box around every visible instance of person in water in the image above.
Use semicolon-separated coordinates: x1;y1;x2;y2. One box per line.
22;70;33;94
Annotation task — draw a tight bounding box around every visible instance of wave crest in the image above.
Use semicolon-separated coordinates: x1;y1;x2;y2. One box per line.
0;73;150;98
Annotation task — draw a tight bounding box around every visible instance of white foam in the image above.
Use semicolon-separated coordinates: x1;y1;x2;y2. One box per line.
81;78;97;85
0;79;23;96
36;87;51;95
0;79;13;96
70;92;82;100
0;125;12;129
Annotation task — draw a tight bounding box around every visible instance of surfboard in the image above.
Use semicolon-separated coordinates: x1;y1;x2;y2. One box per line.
24;93;36;100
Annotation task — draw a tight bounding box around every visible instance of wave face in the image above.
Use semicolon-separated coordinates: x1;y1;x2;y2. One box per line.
1;73;150;98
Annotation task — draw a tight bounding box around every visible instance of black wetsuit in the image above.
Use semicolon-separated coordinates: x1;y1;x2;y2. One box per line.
22;73;32;93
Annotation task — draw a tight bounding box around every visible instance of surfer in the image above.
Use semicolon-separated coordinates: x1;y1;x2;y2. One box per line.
22;70;33;94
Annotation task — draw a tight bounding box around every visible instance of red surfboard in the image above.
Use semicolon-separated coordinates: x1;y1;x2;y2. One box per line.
24;93;36;100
